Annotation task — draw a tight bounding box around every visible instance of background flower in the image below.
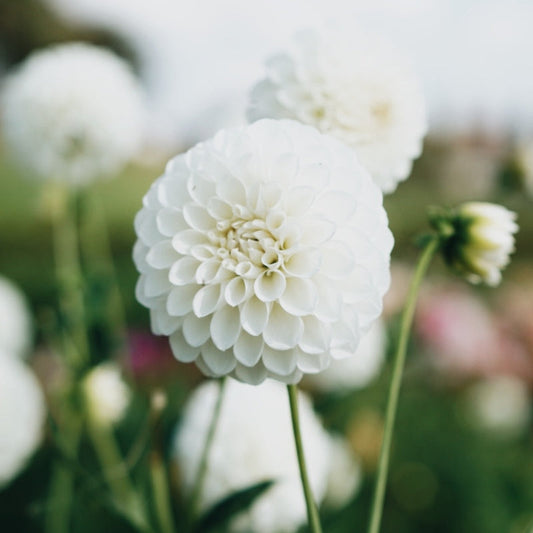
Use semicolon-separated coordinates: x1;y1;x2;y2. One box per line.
173;379;332;533
247;27;427;193
1;42;145;185
306;318;386;393
0;276;32;358
0;354;45;487
134;119;393;385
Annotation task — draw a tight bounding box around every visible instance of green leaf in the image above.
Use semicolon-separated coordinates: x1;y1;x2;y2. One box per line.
193;479;275;533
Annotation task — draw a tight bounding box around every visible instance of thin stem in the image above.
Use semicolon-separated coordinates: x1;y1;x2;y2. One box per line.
189;378;227;519
367;236;439;533
150;452;176;533
287;384;323;533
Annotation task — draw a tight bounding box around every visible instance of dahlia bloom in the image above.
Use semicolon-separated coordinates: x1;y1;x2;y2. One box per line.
83;363;131;425
173;379;335;532
0;354;45;487
0;276;32;358
306;318;386;392
1;42;144;185
134;119;393;385
435;202;518;286
247;27;427;193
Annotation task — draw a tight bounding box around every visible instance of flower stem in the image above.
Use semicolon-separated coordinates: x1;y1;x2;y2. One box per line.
287;384;323;533
190;377;227;519
150;452;176;533
367;236;439;533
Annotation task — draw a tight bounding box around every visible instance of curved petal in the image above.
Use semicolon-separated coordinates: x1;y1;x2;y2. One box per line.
233;331;264;367
284;248;321;278
150;308;182;336
144;270;171;298
172;230;208;255
262;345;297;376
263;304;303;350
146;240;178;269
192;284;222;318
169;256;200;286
182;314;211;347
224;277;249;307
169;329;199;363
279;277;318;316
156;207;188;237
299;315;330;354
234;362;267;385
166;284;199;316
254;270;286;302
241;296;269;335
183;203;216;231
296;349;329;374
201;341;237;375
210;305;241;351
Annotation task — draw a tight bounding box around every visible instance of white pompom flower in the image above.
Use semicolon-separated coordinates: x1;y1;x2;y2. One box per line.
306;318;386;393
0;354;45;487
433;202;518;287
173;379;332;533
134;119;393;385
83;363;131;426
1;42;145;186
0;276;32;358
247;27;427;193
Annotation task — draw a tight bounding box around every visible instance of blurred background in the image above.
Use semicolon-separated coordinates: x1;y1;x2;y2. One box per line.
1;1;533;532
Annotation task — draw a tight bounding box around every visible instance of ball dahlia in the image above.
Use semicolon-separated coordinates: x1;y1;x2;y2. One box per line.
0;355;45;487
247;27;427;193
1;42;144;186
173;379;332;533
134;119;393;385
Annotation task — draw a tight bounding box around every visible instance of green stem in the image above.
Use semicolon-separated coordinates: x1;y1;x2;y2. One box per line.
190;378;227;519
367;236;439;533
287;384;323;533
86;415;150;532
150;452;176;533
51;186;89;370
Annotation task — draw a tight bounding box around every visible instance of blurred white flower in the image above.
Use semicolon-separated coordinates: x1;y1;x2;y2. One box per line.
0;276;32;358
465;376;530;438
134;119;392;385
247;27;427;193
437;202;518;287
306;319;386;392
173;379;331;533
323;435;362;510
0;354;45;487
83;363;131;425
1;42;145;186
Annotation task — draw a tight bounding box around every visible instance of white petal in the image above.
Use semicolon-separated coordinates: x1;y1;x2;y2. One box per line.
285;186;315;216
284;248;321;278
192;284;222;318
299;163;330;189
262;345;297;376
207;197;233;220
314;278;342;322
264;304;303;350
133;241;149;273
300;218;336;246
169;329;199;363
156;207;188;237
172;230;208;255
144;270;171;298
150;308;182;336
296;349;329;373
299;315;330;354
224;277;249;307
158;175;190;207
269;368;303;384
210;305;241;351
195;259;222;285
135;211;161;246
182;314;211;347
234;362;267;385
146;240;178;269
254;270;286;302
169;256;200;286
166;284;199;316
233;331;264;367
321;241;355;279
216;176;247;206
183;203;216;231
201;341;237;375
241;296;269;335
315;191;356;224
280;277;318;316
187;176;216;205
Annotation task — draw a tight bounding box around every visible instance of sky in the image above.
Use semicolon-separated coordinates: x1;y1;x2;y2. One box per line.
45;0;533;147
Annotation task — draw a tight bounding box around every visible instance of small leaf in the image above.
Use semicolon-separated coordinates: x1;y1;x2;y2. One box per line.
193;479;275;533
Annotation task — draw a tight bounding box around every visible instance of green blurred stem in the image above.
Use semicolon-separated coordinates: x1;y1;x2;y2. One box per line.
367;236;439;533
44;415;83;533
86;415;150;532
287;384;323;533
150;452;176;533
51;185;89;369
190;377;227;519
81;189;127;343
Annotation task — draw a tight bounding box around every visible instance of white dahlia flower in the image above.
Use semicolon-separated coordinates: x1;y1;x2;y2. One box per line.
83;363;131;425
247;27;427;193
306;318;386;393
1;42;144;186
173;379;331;533
434;202;518;287
0;276;32;358
0;354;45;487
134;119;393;385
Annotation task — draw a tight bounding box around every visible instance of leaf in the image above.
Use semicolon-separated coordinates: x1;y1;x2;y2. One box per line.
193;479;276;533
